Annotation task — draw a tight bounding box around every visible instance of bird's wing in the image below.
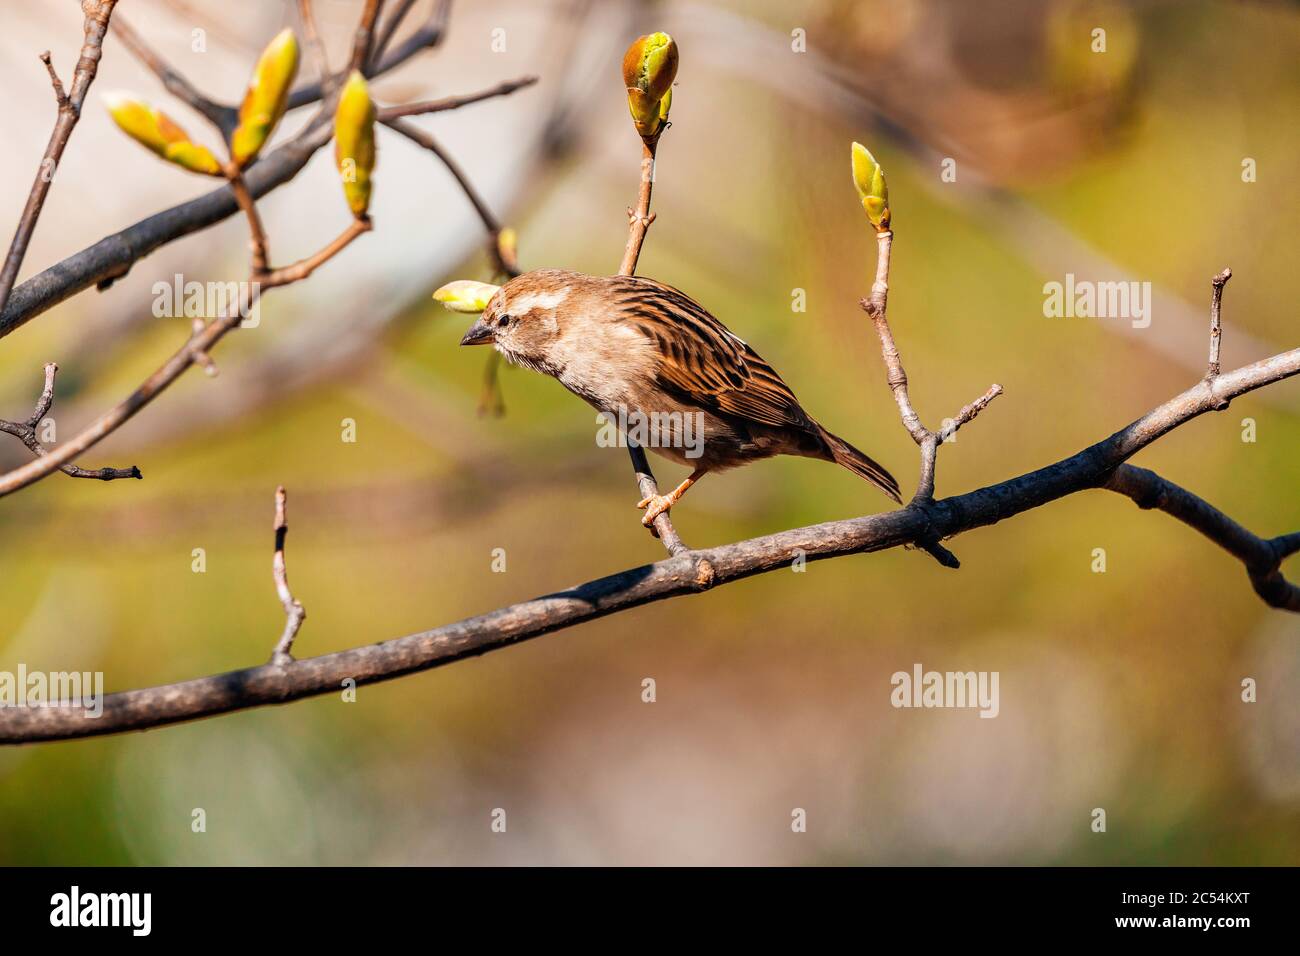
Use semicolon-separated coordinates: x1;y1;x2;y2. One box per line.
605;275;817;430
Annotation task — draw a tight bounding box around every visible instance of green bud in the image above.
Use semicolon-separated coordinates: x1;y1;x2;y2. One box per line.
103;92;222;176
334;71;377;218
851;141;890;230
433;280;502;313
622;32;678;139
231;28;300;167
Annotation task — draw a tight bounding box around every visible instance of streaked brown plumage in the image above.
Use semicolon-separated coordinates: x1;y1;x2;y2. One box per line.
459;269;900;526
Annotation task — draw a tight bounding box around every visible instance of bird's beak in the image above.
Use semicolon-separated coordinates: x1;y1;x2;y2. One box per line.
459;318;495;346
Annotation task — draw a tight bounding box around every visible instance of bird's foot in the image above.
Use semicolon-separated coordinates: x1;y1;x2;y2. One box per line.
637;493;674;527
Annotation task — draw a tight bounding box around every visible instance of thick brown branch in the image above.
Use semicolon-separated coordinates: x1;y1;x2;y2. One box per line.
2;341;1296;743
0;0;119;319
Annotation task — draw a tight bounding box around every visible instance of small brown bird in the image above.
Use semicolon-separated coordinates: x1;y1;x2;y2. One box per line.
458;269;901;526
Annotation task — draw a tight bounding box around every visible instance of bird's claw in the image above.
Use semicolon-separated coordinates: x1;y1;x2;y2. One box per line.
637;493;673;527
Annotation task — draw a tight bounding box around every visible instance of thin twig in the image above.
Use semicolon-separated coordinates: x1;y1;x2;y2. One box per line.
39;52;69;108
349;0;385;74
618;139;659;276
613;133;688;554
296;0;333;93
0;221;370;500
111;16;237;137
0;0;120;319
378;75;540;120
369;0;421;69
0;363;140;483
382;117;520;278
861;229;1002;509
1207;267;1232;380
270;486;307;664
225;166;271;276
286;1;451;110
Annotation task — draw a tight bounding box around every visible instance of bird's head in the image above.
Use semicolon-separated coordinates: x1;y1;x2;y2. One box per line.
437;269;581;370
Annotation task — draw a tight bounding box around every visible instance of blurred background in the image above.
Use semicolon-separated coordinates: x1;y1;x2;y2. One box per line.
0;0;1297;865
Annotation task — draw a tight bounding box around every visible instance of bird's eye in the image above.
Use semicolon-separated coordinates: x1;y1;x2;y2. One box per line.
497;314;512;328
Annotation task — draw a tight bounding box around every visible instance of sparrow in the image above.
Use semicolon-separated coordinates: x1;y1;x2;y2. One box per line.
458;269;901;527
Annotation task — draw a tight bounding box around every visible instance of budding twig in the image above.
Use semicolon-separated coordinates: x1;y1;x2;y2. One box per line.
859;229;1002;568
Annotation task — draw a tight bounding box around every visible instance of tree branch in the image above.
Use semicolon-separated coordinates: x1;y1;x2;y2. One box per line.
0;1;470;343
0;0;119;319
0;217;371;501
2;334;1295;743
1103;464;1300;612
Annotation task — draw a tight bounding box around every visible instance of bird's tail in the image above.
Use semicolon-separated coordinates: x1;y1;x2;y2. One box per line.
820;429;902;504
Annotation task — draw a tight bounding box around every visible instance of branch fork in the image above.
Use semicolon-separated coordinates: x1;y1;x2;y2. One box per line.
860;229;1002;565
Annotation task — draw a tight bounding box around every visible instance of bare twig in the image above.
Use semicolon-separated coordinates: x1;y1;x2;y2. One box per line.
369;0;422;69
286;1;451;110
0;0;119;319
378;75;540;120
618;139;659;276
349;0;386;74
270;486;307;664
296;0;333;93
111;16;237;137
0;364;140;483
382;117;521;278
0;219;371;500
224;166;271;276
860;227;1001;572
1207;267;1232;381
39;52;69;108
